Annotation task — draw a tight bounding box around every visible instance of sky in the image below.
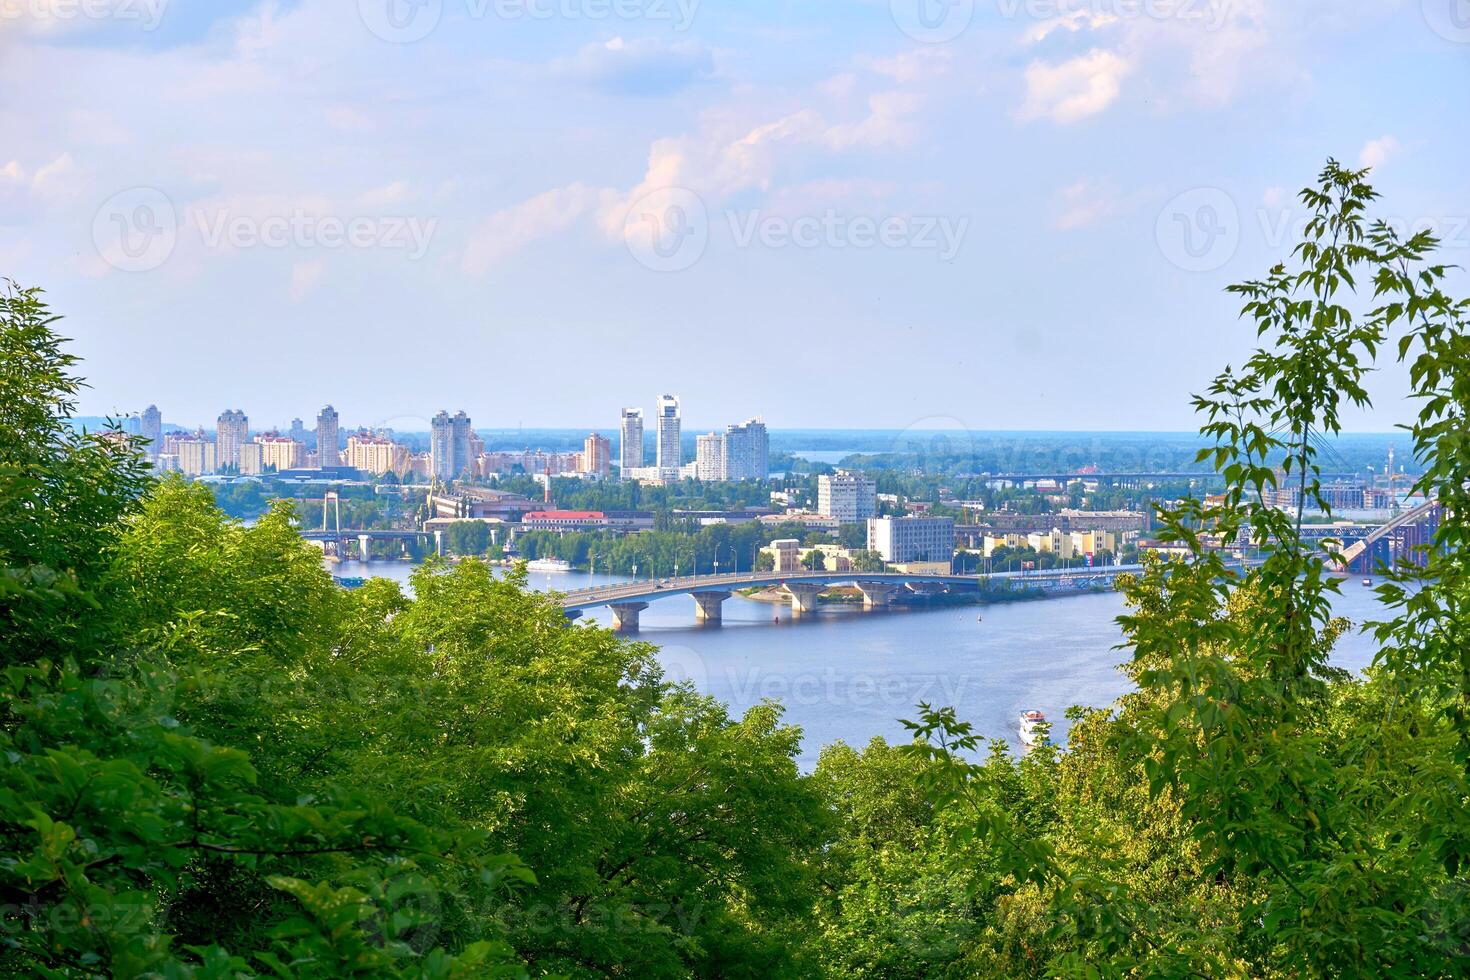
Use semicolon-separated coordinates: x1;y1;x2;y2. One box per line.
1;0;1467;434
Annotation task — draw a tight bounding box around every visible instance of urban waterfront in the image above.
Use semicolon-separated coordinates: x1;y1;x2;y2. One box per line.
331;558;1389;769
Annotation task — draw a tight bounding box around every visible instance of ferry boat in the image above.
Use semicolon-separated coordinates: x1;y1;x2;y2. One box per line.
525;557;573;573
1019;709;1049;747
333;576;367;590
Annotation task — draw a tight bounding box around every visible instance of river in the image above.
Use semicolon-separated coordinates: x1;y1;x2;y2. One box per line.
329;558;1391;770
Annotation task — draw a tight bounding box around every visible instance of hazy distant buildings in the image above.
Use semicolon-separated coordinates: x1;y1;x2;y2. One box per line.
215;409;248;471
346;431;405;476
140;405;162;457
582;433;611;476
655;395;681;472
619;408;644;475
819;471;877;523
868;516;955;566
238;442;263;476
175;432;216;476
256;432;304;472
430;410;473;480
722;418;768;481
316;406;340;467
695;432;725;480
288;417;310;447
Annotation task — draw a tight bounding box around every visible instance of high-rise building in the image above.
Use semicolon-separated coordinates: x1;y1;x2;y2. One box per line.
430;410;474;480
655;394;681;473
239;442;263;476
722;418;768;481
619;408;644;475
288;417;310;447
175;432;216;476
215;409;248;471
818;471;877;523
140;405;162;457
346;430;405;476
867;516;956;565
255;432;304;472
582;433;611;476
695;432;725;481
316;406;340;467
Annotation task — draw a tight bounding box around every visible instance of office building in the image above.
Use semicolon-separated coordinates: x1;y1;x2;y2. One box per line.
582;433;611;476
655;394;681;472
762;538;802;573
619;408;644;475
175;433;216;476
818;471;878;523
695;432;725;481
723;418;769;481
430;410;473;480
256;433;304;472
140;404;162;457
316;405;340;467
867;516;956;565
215;409;248;471
288;417;310;447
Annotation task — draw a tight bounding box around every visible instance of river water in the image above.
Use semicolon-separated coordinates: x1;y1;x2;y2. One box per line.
330;559;1390;770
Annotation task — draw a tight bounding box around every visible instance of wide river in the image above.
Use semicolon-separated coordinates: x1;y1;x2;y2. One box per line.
331;559;1390;770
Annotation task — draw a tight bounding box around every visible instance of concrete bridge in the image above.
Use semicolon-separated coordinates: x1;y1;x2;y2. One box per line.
557;565;1141;631
1333;498;1440;572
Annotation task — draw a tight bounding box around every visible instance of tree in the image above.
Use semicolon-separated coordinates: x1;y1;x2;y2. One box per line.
754;550;776;572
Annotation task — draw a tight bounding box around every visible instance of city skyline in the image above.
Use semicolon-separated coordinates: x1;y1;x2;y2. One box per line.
3;3;1464;431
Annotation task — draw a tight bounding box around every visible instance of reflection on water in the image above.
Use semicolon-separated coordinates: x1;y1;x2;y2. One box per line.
329;559;1392;770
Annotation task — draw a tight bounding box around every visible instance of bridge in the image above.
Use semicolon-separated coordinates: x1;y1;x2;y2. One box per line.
1334;498;1440;572
556;565;1142;631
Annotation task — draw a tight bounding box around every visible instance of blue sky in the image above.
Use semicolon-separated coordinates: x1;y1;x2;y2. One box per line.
1;0;1467;432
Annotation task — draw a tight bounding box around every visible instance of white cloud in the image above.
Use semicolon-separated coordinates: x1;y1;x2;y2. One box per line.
1359;135;1400;169
1052;178;1118;230
460;183;612;276
1019;50;1132;124
289;259;326;302
550;37;715;95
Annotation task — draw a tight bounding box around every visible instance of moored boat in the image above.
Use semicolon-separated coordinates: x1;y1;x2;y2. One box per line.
1019;709;1049;746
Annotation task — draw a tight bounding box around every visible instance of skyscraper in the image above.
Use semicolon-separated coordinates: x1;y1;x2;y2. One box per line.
619;408;644;475
288;417;310;447
316;405;340;467
215;409;248;471
140;405;162;457
722;418;769;481
582;433;611;476
655;394;681;473
430;410;473;480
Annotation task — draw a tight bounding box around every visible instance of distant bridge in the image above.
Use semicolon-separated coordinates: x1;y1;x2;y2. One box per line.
557;566;1142;631
1334;498;1440;572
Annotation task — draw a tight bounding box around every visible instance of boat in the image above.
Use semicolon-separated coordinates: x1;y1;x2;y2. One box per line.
525;557;573;573
1019;710;1049;747
1362;577;1372;586
333;576;367;590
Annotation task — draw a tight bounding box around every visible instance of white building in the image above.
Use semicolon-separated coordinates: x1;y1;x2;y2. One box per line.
215;409;248;471
695;432;725;481
175;435;216;476
867;516;955;565
655;394;681;471
619;407;644;474
818;471;877;523
346;431;405;476
316;405;340;467
430;410;473;480
723;418;769;481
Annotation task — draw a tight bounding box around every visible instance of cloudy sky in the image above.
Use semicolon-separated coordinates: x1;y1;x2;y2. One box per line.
2;0;1467;432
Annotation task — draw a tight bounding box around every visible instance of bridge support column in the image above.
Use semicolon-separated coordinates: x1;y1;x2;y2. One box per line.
358;533;371;561
609;602;649;633
854;581;893;609
692;591;731;623
562;609;583;623
433;530;444;557
782;583;824;615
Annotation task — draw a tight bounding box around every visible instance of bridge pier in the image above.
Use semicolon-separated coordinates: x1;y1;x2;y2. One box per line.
358;533;371;561
782;583;824;615
692;590;731;623
609;602;649;632
854;581;893;609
